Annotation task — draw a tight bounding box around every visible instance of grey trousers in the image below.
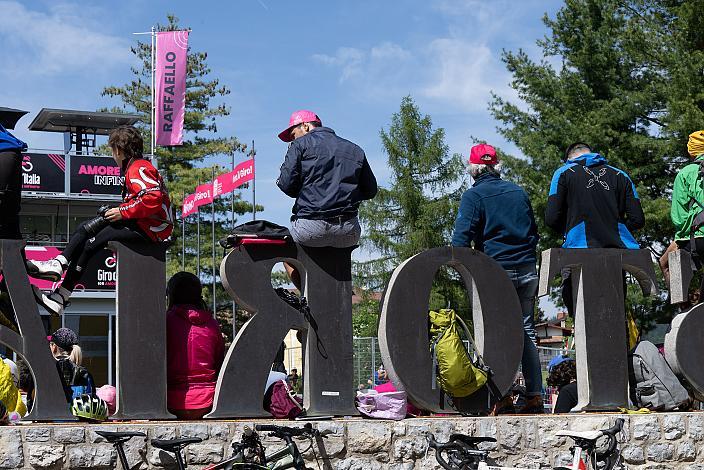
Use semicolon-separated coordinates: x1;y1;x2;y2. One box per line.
290;216;361;248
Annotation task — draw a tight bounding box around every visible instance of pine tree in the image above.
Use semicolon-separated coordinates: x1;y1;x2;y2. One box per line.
101;15;260;339
488;0;704;328
357;96;468;319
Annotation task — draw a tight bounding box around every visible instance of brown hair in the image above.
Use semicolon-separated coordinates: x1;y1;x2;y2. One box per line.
108;125;144;160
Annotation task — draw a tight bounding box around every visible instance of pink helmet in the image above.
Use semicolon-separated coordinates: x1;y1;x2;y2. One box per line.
278;110;322;142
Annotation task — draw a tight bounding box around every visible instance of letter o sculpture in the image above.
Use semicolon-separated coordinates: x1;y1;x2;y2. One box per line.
379;246;524;414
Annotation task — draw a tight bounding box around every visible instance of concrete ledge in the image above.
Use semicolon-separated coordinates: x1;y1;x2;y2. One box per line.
2;413;703;469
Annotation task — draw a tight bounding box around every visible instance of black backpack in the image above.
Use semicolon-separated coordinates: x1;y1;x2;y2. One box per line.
220;220;291;248
56;358;95;402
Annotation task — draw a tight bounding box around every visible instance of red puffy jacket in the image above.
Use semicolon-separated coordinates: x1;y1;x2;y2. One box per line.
119;158;173;241
166;305;226;411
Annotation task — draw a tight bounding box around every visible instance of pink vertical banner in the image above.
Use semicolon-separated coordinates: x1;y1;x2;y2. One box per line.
155;30;189;146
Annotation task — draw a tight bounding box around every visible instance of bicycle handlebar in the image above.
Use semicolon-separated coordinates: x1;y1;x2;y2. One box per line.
254;423;319;438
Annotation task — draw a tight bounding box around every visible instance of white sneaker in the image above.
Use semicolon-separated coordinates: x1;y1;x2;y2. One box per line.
26;259;65;282
32;286;67;317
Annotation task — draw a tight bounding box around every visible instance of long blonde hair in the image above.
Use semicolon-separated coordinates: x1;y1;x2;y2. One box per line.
52;343;82;366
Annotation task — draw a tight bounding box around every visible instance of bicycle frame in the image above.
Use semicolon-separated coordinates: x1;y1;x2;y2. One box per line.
206;439;306;470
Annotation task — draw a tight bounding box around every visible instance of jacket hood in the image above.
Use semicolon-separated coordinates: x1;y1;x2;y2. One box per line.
569;152;606;167
170;304;212;326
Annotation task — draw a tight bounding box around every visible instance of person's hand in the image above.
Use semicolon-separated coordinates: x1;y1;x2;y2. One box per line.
105;208;123;222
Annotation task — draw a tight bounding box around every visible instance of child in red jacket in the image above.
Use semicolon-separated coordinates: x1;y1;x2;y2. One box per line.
31;126;172;316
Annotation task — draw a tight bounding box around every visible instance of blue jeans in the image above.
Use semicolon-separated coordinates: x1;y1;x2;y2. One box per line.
504;263;542;397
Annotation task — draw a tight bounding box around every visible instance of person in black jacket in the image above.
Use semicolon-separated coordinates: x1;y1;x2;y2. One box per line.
277;110;377;286
545;143;644;315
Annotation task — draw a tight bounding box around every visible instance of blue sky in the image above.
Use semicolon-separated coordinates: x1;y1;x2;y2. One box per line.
2;0;565;312
2;0;563;225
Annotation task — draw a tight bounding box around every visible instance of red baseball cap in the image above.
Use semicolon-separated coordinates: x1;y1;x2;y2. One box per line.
469;143;498;165
278;110;322;142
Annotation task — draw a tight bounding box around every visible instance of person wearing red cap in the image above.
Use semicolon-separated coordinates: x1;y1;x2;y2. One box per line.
451;143;543;413
277;110;377;250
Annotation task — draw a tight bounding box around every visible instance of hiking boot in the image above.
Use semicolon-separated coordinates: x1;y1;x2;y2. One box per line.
490;395;516;416
518;395;545;414
32;286;68;317
26;258;65;282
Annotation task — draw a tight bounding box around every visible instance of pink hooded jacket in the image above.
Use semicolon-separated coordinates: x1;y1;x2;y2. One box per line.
166;305;226;411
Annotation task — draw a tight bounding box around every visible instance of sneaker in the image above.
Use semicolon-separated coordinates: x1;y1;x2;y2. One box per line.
26;259;65;282
32;286;67;317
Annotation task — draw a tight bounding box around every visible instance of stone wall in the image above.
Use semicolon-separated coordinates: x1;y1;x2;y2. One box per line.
0;413;703;469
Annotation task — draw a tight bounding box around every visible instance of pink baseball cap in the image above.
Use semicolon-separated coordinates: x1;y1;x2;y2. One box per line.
469;143;498;165
278;110;322;142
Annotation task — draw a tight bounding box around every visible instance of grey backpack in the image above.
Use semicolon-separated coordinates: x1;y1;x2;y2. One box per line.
629;341;690;411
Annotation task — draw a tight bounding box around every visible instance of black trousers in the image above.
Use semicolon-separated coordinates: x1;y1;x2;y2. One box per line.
60;221;147;291
0;150;22;240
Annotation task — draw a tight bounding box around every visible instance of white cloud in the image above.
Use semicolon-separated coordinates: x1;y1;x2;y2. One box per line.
421;38;513;111
312;47;366;82
0;1;130;76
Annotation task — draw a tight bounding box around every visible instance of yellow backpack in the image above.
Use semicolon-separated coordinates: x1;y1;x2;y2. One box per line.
429;309;488;398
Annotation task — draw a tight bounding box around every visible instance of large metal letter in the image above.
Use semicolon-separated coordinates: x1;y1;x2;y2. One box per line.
538;248;656;411
210;243;356;418
109;241;173;420
665;304;704;398
379;246;524;414
0;240;74;420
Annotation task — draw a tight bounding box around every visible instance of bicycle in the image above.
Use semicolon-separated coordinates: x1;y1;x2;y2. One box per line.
95;430;147;470
427;418;626;470
204;423;328;470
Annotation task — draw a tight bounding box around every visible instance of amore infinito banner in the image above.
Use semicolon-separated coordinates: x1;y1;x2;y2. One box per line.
1;239;701;421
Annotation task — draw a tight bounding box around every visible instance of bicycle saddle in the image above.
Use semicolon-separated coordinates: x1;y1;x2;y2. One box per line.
151;437;202;451
449;434;497;445
95;431;146;443
555;429;603;441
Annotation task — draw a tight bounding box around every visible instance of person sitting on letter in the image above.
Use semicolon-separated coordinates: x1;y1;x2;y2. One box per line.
29;126;173;316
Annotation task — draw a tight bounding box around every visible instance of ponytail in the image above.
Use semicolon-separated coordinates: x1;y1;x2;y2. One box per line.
69;345;82;366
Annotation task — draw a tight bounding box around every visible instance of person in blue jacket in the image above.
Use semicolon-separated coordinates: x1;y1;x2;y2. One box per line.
0;123;27;240
545;142;644;316
452;143;543;413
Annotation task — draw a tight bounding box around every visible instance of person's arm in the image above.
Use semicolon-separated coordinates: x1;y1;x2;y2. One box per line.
451;191;481;247
671;170;691;235
358;156;378;200
623;173;645;231
276;143;303;197
545;169;568;233
118;164;166;219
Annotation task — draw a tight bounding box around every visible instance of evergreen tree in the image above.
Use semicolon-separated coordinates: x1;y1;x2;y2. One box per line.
357;96;467;319
488;0;704;328
101;15;260;339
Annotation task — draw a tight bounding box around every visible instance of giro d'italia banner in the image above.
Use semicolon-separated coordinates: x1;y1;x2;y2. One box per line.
20;153;66;193
25;246;116;291
69;156;122;195
182;159;255;217
155;30;189;146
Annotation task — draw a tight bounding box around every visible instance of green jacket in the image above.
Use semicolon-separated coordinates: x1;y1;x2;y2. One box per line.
672;155;704;240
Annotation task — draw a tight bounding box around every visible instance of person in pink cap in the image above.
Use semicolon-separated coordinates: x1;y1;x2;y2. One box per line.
277;110;377;283
451;143;543;414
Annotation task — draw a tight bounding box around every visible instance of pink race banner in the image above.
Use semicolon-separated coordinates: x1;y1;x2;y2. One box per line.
182;193;197;217
214;159;255;195
155;30;189;146
182;159;255;218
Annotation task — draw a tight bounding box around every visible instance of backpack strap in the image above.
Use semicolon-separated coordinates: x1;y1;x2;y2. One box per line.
455;315;503;402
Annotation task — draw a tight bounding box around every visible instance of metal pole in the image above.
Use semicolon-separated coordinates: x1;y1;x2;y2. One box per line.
251;140;256;221
150;26;156;159
181;190;186;271
211;167;216;316
196;178;201;277
231;147;237;335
